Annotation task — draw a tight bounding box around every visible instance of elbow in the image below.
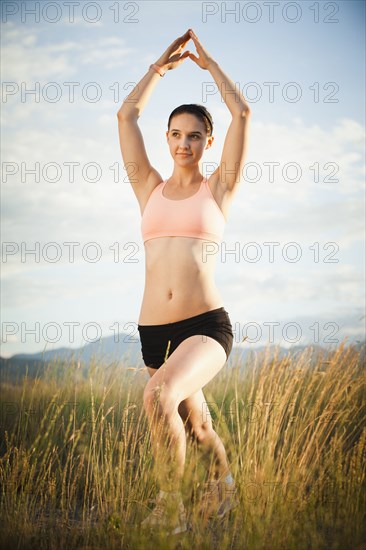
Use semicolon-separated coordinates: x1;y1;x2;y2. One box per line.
117;107;139;122
117;109;128;121
232;105;251;121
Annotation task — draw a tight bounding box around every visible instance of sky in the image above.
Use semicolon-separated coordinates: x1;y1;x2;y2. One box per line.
1;0;365;357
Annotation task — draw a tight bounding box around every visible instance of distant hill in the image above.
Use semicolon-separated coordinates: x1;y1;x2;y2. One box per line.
1;333;364;382
8;331;142;364
0;332;142;382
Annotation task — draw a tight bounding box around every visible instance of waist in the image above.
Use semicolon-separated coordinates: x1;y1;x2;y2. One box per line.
138;286;223;324
138;306;227;329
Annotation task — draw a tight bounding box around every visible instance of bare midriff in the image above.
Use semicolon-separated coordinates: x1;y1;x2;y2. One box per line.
138;236;223;325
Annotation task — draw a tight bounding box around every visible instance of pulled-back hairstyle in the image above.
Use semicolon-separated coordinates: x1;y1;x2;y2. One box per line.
168;104;214;137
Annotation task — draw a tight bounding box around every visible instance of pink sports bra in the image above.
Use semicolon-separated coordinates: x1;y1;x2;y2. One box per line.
141;177;226;244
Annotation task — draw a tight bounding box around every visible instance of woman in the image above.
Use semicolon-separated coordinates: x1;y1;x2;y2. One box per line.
117;29;250;535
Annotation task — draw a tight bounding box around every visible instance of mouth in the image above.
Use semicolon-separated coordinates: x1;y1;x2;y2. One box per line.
177;153;192;157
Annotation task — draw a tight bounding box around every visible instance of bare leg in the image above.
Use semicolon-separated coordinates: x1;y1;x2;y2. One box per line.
147;366;232;485
143;382;187;491
143;335;229;492
176;389;232;482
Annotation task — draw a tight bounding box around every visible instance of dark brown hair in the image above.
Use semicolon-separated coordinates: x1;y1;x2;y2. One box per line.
168;104;213;136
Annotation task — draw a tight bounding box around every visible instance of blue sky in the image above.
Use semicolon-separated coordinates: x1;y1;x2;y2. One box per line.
1;0;365;357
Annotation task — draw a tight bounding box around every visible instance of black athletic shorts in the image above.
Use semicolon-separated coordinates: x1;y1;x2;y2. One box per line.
137;307;234;370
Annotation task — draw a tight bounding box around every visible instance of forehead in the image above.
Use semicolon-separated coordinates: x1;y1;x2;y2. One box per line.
169;112;206;132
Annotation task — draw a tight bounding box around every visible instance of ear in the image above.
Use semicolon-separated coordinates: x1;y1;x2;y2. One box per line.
166;130;169;142
205;136;214;150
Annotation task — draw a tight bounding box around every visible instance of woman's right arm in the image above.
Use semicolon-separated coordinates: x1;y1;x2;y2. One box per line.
117;30;191;206
117;68;162;195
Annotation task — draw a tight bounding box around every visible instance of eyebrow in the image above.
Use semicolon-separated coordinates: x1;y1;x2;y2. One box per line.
170;129;203;136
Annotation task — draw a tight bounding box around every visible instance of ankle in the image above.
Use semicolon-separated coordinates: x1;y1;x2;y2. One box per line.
223;473;235;485
208;469;235;485
215;472;235;486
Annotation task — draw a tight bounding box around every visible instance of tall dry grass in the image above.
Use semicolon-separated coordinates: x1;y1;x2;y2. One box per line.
0;340;365;549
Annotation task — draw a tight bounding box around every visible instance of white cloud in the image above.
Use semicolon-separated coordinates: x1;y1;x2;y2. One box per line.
222;267;364;343
2;26;76;80
97;113;116;127
1;24;134;81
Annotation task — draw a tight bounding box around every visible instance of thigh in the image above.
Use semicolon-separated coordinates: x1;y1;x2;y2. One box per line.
144;335;227;407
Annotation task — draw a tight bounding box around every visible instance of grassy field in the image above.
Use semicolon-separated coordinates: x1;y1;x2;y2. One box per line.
0;340;365;549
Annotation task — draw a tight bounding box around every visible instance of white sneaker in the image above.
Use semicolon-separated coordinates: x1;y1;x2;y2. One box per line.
141;490;188;535
217;481;239;519
199;479;239;520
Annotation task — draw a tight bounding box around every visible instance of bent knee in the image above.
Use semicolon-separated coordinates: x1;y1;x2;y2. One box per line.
143;385;162;412
143;383;180;414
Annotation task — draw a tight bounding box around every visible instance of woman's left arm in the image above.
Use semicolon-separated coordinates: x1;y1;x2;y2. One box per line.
188;30;251;193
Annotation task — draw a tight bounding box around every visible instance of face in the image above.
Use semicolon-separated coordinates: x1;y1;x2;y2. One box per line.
166;113;214;165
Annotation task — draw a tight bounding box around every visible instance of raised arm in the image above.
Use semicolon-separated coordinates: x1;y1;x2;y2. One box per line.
187;29;251;194
117;31;191;207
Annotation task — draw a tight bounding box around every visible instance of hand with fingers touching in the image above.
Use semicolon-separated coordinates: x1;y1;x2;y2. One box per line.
186;29;217;70
154;29;192;72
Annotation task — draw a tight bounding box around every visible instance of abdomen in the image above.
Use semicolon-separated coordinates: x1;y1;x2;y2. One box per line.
138;237;223;324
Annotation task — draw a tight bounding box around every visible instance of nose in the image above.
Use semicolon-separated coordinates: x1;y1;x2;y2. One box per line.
178;138;190;151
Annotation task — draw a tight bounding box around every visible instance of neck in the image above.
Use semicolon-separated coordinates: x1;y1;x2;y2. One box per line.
169;165;203;187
